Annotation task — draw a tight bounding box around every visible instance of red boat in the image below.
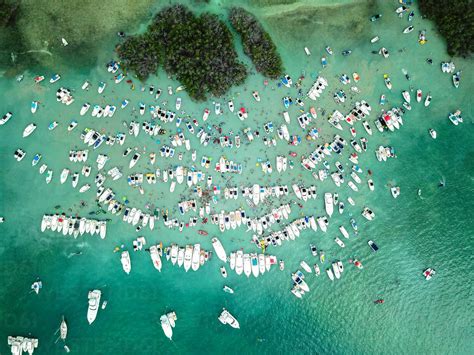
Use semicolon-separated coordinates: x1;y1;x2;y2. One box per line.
34;76;45;84
198;230;208;236
374;299;384;304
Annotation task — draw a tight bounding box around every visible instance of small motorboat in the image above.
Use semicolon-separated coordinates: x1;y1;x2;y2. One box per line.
279;260;285;271
334;237;345;248
31;101;39;114
423;268;436;280
31;154;42;166
391;186;400;198
379;47;389;58
429;129;437;139
370;36;380;43
342;49;352;56
23;123;37;138
325;46;333;55
34;75;45;83
402;90;411;103
452;71;461;88
31;279;42;294
321;56;327;67
218;308;240;329
67;120;78;131
403;25;414;34
281;75;292;87
98;81;106;94
416;89;422;103
1;112;12;125
418;30;427;45
220;266;228;278
50;73;61;83
252;91;260;102
370;14;382;21
383;74;392;90
368;240;378;252
424;94;432;107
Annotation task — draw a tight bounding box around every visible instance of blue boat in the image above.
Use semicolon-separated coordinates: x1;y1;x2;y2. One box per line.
280;75;292;87
282;96;292;108
321;56;327;68
50;74;61;83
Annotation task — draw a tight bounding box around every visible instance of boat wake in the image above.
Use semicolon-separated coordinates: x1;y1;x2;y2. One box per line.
438;176;446;188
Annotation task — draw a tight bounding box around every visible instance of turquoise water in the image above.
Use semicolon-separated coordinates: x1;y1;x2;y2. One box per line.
1;0;473;354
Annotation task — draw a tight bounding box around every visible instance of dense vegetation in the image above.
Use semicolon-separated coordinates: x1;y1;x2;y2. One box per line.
116;33;161;81
0;1;18;27
229;7;283;78
418;0;473;57
117;5;247;101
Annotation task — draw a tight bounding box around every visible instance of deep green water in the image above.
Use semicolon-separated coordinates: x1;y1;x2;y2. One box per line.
0;0;473;354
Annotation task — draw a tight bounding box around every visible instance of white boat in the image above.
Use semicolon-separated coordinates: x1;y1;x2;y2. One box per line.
368;179;375;191
80;103;90;115
31;101;38;114
258;254;265;275
129;153;141;169
332;262;341;279
87;290;101;324
304;47;311;55
250;253;259;277
184;245;193;272
416;89;422;103
1;112;12;125
191;244;201;271
324;193;334;217
391;186;400;198
60;316;68;341
339;226;349;239
402;90;411;103
403;25;414;34
121;251;131;274
218;308;240;329
424;94;432;107
98;81;106;94
220;266;227;278
300;261;312;273
335;237;345;248
252;91;260;102
212;237;227;262
326;268;334;281
160;314;173;340
45;169;53;183
60;169;70;184
429;129;437;139
235;250;243;275
23;123;37;138
243;253;251;277
362;121;372;135
423;268;436;280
